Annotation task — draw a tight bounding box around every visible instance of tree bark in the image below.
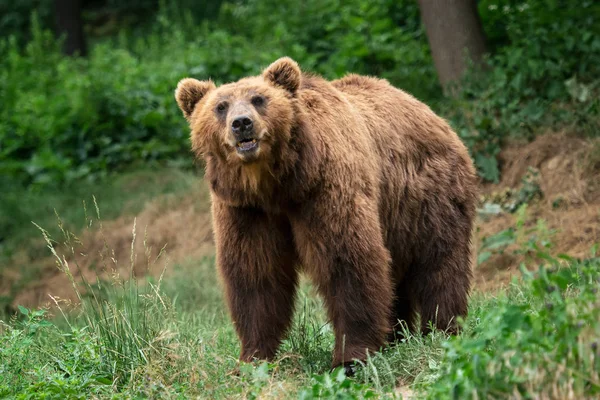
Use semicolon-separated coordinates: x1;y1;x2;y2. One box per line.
54;0;87;56
418;0;487;93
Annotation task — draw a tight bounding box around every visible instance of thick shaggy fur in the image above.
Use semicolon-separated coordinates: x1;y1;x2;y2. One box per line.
175;58;478;368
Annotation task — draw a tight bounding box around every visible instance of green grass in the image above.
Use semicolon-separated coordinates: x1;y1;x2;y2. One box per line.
1;198;599;398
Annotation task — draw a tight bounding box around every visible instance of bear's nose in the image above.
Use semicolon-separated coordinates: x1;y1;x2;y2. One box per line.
231;116;253;134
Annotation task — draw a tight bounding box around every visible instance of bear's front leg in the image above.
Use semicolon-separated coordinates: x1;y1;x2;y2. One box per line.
293;194;393;370
212;201;298;363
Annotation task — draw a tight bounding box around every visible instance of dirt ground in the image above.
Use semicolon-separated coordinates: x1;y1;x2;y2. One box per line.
6;132;600;308
475;132;600;290
9;187;216;308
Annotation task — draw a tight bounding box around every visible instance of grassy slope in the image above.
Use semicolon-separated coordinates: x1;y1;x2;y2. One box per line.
0;254;454;399
1;167;599;399
3;252;599;399
0;168;198;314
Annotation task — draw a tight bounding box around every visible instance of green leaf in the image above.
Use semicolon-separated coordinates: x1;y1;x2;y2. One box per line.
481;229;516;251
474;153;500;183
477;251;492;265
17;305;29;316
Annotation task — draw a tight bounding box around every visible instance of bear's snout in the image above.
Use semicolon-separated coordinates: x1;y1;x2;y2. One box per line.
230;114;260;156
231;115;254;137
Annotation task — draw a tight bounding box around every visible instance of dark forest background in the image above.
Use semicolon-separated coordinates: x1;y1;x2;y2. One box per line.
1;0;598;187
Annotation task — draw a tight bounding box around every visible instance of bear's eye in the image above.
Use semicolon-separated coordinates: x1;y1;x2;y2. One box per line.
216;102;228;114
251;96;265;107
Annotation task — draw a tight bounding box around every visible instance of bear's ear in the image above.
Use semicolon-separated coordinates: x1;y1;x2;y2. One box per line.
262;57;301;95
175;78;216;120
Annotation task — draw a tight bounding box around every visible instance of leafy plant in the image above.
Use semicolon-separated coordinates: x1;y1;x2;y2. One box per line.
0;308;114;398
448;0;600;180
2;1;599;184
429;251;600;399
299;367;377;400
478;204;556;265
238;362;272;400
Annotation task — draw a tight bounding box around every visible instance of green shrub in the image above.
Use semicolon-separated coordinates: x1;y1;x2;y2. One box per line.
429;251;600;398
0;15;198;185
220;0;439;101
448;0;600;181
0;308;114;398
1;1;599;184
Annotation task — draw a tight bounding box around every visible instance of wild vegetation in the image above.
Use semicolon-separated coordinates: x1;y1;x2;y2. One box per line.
1;0;598;185
1;206;599;398
1;0;600;398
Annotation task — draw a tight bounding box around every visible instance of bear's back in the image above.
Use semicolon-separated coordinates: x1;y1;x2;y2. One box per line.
329;74;469;169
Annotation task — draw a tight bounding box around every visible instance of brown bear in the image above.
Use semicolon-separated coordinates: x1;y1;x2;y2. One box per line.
175;57;477;373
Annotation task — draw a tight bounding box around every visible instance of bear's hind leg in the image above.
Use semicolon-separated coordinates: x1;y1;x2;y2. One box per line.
412;241;471;335
319;264;393;368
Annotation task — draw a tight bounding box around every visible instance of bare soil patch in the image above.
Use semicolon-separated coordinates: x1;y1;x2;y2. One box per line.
11;184;215;308
474;132;600;290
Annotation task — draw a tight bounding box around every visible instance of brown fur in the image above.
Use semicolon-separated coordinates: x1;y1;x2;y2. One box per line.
175;57;478;368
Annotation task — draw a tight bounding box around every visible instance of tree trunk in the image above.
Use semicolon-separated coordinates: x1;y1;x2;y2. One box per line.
418;0;487;93
54;0;87;56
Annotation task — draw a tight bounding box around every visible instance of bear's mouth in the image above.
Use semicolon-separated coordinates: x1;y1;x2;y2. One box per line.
235;138;259;153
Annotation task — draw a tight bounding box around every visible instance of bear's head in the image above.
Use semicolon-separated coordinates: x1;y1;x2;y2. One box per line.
175;57;302;165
